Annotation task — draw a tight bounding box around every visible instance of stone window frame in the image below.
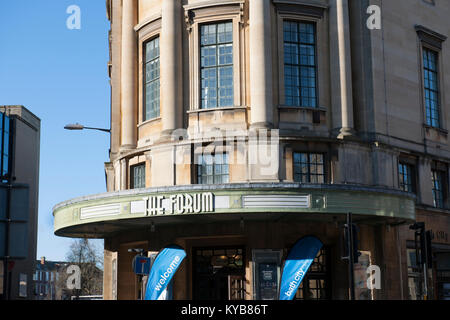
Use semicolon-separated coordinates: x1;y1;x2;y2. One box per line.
184;0;245;112
135;15;162;127
199;21;234;109
128;154;148;189
292;151;327;184
283;143;331;183
421;47;442;129
192;142;232;184
398;162;416;194
275;2;327;111
130;162;146;189
196;152;230;185
431;161;449;209
143;36;161;121
430;160;450;210
397;155;418;194
282;20;318;108
416;25;448;133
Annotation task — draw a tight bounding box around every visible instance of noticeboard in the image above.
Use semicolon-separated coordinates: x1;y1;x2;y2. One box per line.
252;249;282;300
258;263;278;300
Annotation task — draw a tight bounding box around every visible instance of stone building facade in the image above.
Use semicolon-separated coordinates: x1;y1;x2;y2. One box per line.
53;0;450;300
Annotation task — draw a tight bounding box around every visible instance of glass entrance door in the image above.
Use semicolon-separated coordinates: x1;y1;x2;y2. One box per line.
193;247;245;300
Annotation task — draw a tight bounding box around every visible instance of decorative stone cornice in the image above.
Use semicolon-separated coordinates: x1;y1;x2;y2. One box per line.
273;0;327;18
415;24;447;49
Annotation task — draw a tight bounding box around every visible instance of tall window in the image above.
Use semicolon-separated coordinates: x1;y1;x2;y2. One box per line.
398;163;415;193
293;153;325;184
423;48;440;128
0;112;10;180
131;164;146;189
283;21;317;108
431;169;445;208
144;37;160;121
197;153;229;184
200;22;233;109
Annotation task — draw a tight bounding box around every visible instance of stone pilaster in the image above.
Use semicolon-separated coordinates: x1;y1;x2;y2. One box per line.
249;0;273;129
160;0;183;139
120;158;128;190
120;0;138;149
330;0;354;138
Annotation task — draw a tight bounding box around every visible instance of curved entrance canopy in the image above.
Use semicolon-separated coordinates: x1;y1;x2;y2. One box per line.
53;183;416;238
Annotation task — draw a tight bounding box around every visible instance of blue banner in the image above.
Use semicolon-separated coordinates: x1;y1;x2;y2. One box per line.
144;245;187;300
279;236;323;300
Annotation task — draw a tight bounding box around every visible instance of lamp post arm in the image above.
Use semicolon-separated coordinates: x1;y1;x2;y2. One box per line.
82;127;111;133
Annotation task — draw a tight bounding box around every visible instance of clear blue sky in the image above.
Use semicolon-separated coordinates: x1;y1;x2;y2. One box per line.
0;1;110;261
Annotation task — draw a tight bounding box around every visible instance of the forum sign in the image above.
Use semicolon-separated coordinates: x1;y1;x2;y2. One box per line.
79;192;220;221
133;192;214;216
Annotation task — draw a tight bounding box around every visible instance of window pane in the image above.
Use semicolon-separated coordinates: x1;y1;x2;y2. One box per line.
218;22;232;44
146;37;159;62
201;24;217;45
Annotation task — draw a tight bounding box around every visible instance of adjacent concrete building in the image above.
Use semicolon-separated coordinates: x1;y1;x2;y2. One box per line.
1;105;40;300
53;0;450;300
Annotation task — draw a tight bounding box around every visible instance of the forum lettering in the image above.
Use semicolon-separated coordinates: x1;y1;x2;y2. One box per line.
143;192;214;215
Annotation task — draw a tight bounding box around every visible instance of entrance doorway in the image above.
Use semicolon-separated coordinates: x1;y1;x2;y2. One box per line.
193;246;245;300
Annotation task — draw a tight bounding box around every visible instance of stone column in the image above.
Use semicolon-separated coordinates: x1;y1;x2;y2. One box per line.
160;0;182;139
330;0;354;138
120;0;138;149
249;0;273;129
103;248;113;300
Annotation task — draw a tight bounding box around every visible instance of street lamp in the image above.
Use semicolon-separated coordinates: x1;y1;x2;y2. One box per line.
64;123;110;133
